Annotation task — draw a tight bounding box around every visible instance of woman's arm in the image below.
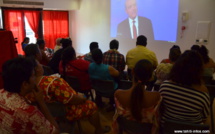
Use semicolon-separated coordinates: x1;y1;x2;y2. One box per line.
108;66;119;77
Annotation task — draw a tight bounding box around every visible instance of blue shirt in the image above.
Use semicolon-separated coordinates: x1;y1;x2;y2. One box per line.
89;63;118;89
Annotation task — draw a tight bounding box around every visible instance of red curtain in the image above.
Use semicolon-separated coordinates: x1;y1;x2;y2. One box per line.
24;10;40;38
4;10;25;55
43;11;69;49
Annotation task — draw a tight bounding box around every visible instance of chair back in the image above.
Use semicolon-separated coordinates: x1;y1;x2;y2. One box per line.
118;80;132;90
91;79;115;98
117;116;152;134
163;119;210;134
206;84;215;104
206;84;215;133
203;76;213;84
62;75;81;91
46;102;66;118
153;83;161;91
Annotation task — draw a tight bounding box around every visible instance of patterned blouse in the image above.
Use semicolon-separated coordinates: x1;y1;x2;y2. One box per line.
0;89;55;134
27;76;97;121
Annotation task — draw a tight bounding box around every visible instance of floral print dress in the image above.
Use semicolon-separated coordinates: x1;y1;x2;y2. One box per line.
0;89;56;134
28;76;97;121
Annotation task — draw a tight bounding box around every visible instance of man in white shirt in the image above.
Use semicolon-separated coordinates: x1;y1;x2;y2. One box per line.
117;0;154;41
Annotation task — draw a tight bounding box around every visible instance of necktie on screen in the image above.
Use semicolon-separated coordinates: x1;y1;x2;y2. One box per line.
133;20;137;39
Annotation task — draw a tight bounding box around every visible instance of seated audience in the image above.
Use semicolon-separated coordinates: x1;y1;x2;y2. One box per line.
21;37;30;51
191;45;215;77
54;38;62;53
49;38;72;73
155;46;181;84
27;59;106;134
24;44;108;133
36;39;50;65
59;46;91;91
161;45;181;63
159;50;210;129
103;39;126;79
126;35;158;90
84;42;99;62
113;59;161;134
89;48;119;108
0;57;59;134
24;44;53;76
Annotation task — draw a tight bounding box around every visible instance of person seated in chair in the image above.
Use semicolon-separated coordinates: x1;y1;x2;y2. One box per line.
24;44;107;134
84;42;99;63
89;48;119;109
0;57;59;134
159;50;210;130
27;58;107;134
113;59;161;134
59;46;91;92
191;45;215;78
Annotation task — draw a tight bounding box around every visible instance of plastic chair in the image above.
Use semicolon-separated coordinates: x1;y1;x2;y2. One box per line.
163;119;210;134
91;79;115;98
206;84;215;133
46;102;83;134
62;75;94;101
118;80;132;90
153;83;161;91
117;116;152;134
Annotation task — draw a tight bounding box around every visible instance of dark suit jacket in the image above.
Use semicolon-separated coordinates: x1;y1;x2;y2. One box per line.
117;16;154;41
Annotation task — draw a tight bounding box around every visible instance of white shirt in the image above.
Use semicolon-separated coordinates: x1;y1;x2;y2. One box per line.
128;16;139;39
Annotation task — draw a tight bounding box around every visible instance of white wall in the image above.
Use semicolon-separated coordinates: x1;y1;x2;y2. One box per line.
0;0;80;10
70;0;215;62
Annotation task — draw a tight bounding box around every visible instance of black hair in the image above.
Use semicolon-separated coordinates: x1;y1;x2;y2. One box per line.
61;38;72;49
110;39;119;50
191;45;200;51
169;50;203;86
24;44;40;59
199;45;209;63
91;48;103;64
90;42;99;52
2;57;35;93
21;37;29;45
61;46;76;76
191;45;209;64
130;59;153;121
169;47;181;63
136;35;147;46
36;39;45;46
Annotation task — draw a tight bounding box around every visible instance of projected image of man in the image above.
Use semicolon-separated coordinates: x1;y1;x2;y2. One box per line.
117;0;154;40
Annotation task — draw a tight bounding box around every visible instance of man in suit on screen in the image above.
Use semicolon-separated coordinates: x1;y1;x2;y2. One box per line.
117;0;154;40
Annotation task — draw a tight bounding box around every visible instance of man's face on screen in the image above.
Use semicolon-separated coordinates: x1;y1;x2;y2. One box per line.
125;0;137;20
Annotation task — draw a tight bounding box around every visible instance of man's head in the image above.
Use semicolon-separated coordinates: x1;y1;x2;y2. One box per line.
90;42;99;53
110;39;119;50
36;39;45;50
125;0;137;20
92;48;103;64
24;44;42;61
2;57;36;94
61;38;72;49
136;35;147;46
56;38;62;46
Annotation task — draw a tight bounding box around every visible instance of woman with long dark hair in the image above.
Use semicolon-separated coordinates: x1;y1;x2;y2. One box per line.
159;50;210;129
113;59;161;134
